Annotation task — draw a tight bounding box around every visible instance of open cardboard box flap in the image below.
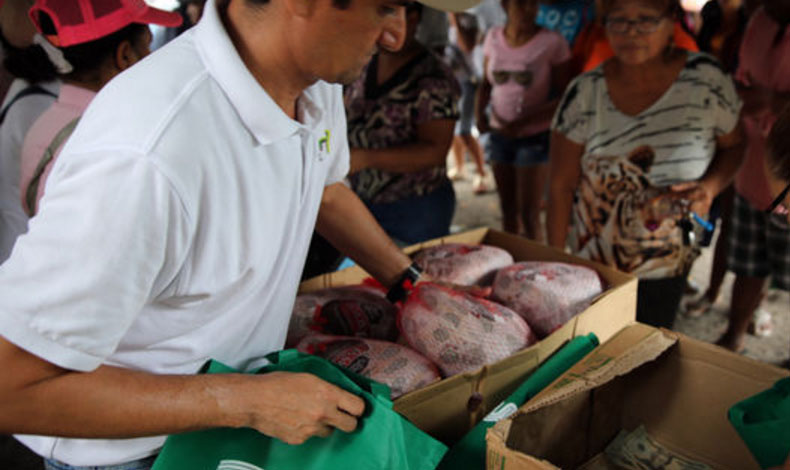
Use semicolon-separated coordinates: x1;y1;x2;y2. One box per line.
299;228;638;442
487;323;790;470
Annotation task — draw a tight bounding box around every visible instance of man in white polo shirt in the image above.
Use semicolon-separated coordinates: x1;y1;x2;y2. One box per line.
0;0;478;468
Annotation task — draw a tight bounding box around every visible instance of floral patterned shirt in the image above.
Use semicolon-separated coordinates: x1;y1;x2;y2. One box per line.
345;50;460;204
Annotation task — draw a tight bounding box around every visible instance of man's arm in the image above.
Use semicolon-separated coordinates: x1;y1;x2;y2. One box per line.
315;183;412;288
349;119;455;174
0;336;364;444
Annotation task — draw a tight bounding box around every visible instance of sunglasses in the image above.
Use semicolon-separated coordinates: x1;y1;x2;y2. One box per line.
492;69;533;86
765;181;790;214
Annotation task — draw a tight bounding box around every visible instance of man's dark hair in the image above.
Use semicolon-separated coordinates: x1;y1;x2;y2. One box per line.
246;0;353;9
36;13;149;83
0;29;58;83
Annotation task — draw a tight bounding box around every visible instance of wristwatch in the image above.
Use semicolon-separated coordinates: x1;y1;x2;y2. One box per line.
386;262;423;304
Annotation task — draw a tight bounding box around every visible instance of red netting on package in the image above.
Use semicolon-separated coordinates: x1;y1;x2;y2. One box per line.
296;334;441;399
412;243;514;286
492;262;604;338
286;285;396;347
398;283;536;377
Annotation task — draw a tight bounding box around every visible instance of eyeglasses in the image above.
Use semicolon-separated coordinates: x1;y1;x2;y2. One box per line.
765;181;790;214
605;16;665;34
492;69;533;86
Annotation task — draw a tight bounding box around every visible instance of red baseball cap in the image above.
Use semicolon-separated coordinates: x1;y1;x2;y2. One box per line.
29;0;183;47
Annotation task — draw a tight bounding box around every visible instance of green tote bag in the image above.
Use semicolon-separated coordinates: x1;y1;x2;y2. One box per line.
729;377;790;469
152;350;447;470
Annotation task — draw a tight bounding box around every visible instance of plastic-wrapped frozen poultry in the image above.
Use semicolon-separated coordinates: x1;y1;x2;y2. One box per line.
399;283;537;377
296;334;441;399
411;243;514;286
492;262;603;338
287;285;397;347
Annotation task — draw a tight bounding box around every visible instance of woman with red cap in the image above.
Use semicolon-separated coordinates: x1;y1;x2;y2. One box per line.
18;0;182;219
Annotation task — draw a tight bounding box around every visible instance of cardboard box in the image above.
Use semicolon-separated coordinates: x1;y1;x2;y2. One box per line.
486;323;790;470
299;228;637;443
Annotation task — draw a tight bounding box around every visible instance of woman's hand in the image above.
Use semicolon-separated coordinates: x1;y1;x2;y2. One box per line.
670;180;716;216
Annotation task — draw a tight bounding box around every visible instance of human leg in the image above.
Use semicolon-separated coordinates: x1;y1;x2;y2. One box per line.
449;136;466;180
717;275;766;352
686;186;735;316
719;193;774;351
512;132;550;241
460;133;487;193
516;164;548;242
486;133;519;234
492;161;519;234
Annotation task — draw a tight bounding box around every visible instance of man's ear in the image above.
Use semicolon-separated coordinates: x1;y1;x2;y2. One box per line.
114;39;136;71
283;0;315;18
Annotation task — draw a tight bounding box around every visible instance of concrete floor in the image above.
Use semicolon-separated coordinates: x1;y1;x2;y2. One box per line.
449;162;790;368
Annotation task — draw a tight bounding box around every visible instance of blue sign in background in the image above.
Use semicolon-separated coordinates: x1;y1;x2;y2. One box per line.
536;0;596;45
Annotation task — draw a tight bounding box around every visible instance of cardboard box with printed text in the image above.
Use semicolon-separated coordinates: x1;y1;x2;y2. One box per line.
298;228;638;443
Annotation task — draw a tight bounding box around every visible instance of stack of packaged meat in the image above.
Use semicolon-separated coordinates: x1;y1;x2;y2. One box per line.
411;243;513;285
492;262;604;338
286;285;398;347
292;243;607;398
296;334;441;399
398;283;537;376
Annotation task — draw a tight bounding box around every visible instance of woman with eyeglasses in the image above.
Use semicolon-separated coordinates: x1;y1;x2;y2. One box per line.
475;0;572;241
547;0;744;329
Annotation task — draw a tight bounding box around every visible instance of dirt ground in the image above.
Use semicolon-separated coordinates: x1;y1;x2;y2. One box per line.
449;162;790;368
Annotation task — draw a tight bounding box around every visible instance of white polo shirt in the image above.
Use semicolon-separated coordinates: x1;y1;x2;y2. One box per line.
0;0;349;465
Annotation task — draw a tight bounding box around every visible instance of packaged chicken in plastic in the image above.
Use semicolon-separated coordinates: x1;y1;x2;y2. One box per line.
399;283;537;377
411;243;514;286
492;262;604;338
296;334;441;399
287;285;397;347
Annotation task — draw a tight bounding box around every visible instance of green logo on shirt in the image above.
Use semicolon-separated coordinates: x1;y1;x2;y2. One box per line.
318;129;331;153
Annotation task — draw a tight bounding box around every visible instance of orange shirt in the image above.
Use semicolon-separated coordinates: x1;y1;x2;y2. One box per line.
572;22;699;74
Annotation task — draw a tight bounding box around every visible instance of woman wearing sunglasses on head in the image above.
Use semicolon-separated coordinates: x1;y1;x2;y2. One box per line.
547;0;744;330
475;0;572;241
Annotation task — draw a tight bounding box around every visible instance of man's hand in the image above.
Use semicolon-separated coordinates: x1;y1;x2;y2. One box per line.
241;372;365;445
670;180;716;217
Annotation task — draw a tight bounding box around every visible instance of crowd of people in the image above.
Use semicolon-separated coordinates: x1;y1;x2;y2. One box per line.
0;0;788;468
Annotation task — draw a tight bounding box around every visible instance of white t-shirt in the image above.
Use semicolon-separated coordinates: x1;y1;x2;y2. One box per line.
551;52;741;278
0;78;59;264
0;0;349;464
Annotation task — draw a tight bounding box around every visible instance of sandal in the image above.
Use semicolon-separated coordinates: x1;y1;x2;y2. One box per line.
748;309;774;338
684;296;713;318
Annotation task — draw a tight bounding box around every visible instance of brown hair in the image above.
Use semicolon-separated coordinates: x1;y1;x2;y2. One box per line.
599;0;682;21
767;104;790;182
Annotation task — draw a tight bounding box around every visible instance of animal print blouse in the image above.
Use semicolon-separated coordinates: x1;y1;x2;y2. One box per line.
345;50;460;205
551;52;741;279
